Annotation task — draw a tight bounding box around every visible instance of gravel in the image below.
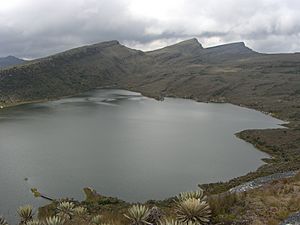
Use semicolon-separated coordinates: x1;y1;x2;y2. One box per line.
229;171;299;224
229;171;298;193
279;212;300;225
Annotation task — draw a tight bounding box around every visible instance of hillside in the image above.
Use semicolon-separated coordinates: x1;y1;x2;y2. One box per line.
0;38;299;197
0;41;144;105
0;56;26;68
1;39;299;120
1;39;299;117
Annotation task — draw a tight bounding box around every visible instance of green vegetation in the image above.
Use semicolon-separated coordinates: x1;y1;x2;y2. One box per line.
56;202;75;219
174;198;211;224
0;188;212;225
177;189;207;202
17;205;34;224
0;173;300;225
123;205;151;225
90;215;103;225
2;173;300;224
44;216;65;225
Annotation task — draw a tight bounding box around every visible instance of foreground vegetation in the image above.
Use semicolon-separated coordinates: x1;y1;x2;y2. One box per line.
1;189;211;225
1;172;300;225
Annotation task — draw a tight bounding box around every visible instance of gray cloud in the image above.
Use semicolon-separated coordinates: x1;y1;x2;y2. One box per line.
0;0;300;58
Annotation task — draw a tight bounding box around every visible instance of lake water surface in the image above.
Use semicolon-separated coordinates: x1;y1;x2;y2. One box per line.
0;89;283;220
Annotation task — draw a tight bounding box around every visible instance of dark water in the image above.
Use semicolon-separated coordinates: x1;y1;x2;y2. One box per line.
0;89;283;221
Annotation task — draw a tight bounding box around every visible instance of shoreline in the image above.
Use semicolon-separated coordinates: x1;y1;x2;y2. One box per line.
0;87;296;199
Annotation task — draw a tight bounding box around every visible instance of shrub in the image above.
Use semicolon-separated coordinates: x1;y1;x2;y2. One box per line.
159;219;196;225
56;202;75;219
124;205;150;225
73;206;87;217
177;189;207;202
0;216;8;225
175;198;211;224
26;219;41;225
44;216;65;225
90;215;103;225
17;205;34;223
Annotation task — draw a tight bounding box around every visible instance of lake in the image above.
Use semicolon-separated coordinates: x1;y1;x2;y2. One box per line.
0;89;283;221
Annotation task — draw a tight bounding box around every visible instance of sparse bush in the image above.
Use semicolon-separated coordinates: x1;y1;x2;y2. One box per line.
73;206;87;217
90;215;103;225
56;202;75;219
175;198;211;224
44;216;65;225
97;223;115;225
177;189;207;202
26;219;41;225
275;209;290;220
159;219;182;225
159;219;196;225
209;192;243;216
287;196;300;211
17;205;34;224
174;188;211;224
0;216;8;225
124;205;150;225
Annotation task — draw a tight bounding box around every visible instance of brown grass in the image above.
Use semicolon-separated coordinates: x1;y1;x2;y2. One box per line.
37;172;300;225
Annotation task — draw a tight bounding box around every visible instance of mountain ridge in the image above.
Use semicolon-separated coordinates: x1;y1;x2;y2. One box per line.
0;56;26;68
147;38;203;53
0;38;299;127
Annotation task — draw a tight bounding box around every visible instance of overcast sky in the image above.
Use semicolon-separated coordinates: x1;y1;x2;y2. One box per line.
1;0;300;58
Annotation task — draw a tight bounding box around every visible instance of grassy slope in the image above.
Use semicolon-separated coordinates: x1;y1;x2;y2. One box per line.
37;172;300;225
208;172;300;225
0;41;144;105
